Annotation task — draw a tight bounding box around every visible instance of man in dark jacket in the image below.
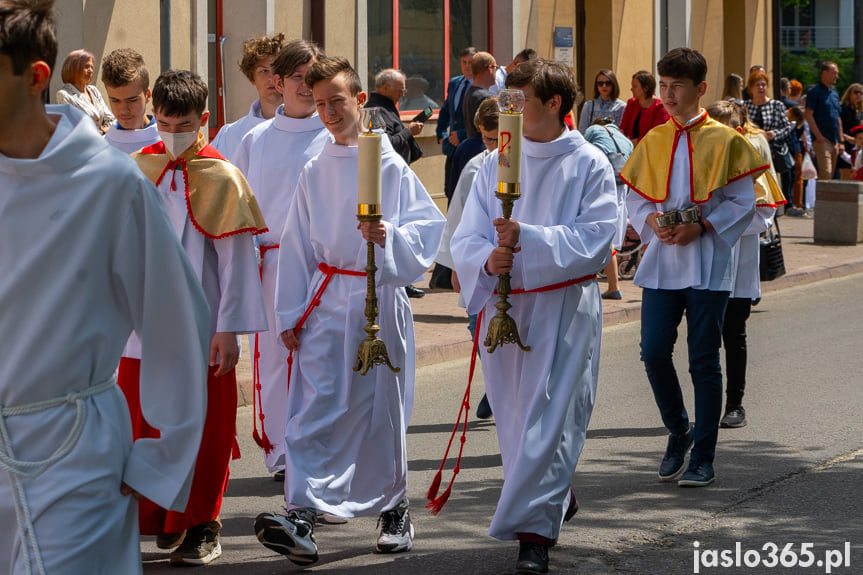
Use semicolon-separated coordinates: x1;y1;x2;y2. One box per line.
365;68;424;165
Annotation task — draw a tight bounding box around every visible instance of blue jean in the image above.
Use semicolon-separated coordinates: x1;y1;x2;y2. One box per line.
640;287;729;463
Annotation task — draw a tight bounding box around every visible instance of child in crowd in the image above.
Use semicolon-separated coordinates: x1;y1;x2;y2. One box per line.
254;56;444;565
101;48;159;153
621;48;766;489
212;33;286;161
121;69;269;566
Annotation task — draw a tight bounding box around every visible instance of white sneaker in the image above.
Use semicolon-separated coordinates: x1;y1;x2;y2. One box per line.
254;509;318;565
317;510;349;525
375;499;414;553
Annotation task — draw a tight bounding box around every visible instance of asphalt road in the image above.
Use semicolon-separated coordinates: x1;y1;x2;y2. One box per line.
143;273;863;574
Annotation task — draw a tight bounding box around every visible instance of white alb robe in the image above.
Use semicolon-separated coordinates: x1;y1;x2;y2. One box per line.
451;128;618;541
233;108;330;471
274;138;444;517
211;99;267;163
0;105;209;574
626;128;756;292
103;118;159;154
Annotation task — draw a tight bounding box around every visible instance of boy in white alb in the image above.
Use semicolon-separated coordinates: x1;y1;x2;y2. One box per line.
211;33;285;162
0;2;210;573
450;58;618;575
620;48;766;489
120;69;269;566
102;48;159;153
254;57;444;565
232;39;330;482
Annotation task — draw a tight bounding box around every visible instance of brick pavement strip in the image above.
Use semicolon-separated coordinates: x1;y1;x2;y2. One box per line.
235;215;863;406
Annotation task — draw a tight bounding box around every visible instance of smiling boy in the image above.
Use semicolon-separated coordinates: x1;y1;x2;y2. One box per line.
232;39;329;481
254;56;444;565
621;47;766;489
101;48;159;153
211;33;285;162
121;69;269;566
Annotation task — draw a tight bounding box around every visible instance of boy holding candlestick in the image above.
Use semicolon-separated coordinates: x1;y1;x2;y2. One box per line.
254;56;444;565
450;58;618;575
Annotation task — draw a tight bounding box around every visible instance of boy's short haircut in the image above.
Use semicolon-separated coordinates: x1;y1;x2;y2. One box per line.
0;0;57;75
657;47;707;85
471;51;495;78
152;69;208;117
505;58;581;125
272;38;322;79
101;48;149;92
474;96;499;131
514;48;537;64
239;32;285;82
305;56;362;96
60;48;92;84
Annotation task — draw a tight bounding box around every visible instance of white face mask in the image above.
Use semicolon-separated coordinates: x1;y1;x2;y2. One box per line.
159;130;199;158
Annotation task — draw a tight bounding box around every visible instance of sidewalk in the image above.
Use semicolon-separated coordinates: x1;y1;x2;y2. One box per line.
236;215;863;404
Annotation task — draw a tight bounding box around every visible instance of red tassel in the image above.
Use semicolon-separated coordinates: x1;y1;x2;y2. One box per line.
425;470;442;502
425;483;454;515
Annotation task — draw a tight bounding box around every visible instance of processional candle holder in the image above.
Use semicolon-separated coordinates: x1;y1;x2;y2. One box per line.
484;89;531;354
353;107;400;375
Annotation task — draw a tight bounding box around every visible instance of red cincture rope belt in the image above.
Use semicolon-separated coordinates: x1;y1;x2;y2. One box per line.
425;273;597;514
252;243;279;453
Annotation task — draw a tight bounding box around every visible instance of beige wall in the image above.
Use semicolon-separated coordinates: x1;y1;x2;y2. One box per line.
221;0;271;124
611;0;655;93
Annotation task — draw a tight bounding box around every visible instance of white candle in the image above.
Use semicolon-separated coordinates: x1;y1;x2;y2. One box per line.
358;131;382;205
497;111;522;184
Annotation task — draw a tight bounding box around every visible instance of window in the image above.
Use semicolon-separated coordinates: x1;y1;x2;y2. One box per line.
368;0;490;111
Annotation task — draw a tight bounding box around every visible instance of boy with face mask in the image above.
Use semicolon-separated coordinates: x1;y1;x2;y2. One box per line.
120;69;269;566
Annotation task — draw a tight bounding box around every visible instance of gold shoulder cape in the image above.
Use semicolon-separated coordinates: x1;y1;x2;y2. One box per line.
133;135;268;239
619;111;769;204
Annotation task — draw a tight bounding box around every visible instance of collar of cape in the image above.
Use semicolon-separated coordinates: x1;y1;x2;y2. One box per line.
134;134;268;239
619;110;769;204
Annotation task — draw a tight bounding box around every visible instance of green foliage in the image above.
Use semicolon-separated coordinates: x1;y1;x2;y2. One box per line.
781;0;810;7
781;46;856;94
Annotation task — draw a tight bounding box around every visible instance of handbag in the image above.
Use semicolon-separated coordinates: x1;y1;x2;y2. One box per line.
770;140;795;174
759;218;786;281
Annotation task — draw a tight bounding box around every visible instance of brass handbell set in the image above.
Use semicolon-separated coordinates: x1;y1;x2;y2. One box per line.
484;89;531;354
354;107;400;376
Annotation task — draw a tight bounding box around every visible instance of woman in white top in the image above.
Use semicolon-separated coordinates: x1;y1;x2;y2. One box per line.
578;69;626;133
55;49;114;133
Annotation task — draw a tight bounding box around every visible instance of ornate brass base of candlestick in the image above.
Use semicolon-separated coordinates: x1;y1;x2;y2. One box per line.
484;182;530;354
354;212;400;376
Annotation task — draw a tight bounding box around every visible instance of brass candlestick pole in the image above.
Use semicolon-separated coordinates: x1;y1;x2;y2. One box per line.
353;207;400;376
485;90;530;354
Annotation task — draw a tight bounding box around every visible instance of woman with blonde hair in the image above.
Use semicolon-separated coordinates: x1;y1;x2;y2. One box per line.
839;83;863;147
56;49;114;133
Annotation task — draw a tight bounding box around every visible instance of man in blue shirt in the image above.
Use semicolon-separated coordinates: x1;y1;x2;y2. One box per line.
805;61;842;181
436;46;476;203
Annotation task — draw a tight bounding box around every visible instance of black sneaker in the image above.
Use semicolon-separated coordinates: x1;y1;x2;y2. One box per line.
516;542;549;574
169;521;221;566
375;498;414;553
254;508;318;565
475;393;493;419
658;424;695;481
720;406;747;428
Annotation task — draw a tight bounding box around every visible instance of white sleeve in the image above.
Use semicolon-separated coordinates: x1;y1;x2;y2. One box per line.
704;177;757;248
435;157;481;269
113;178;209;511
213;233;268;334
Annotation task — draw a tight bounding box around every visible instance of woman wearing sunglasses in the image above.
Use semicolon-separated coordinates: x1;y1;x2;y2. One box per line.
578;69;625;133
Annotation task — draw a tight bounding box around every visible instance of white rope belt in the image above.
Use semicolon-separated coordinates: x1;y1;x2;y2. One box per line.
0;375;117;575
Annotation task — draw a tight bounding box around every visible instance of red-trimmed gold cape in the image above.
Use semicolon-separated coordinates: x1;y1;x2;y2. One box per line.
620;111;769;204
134;135;267;239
